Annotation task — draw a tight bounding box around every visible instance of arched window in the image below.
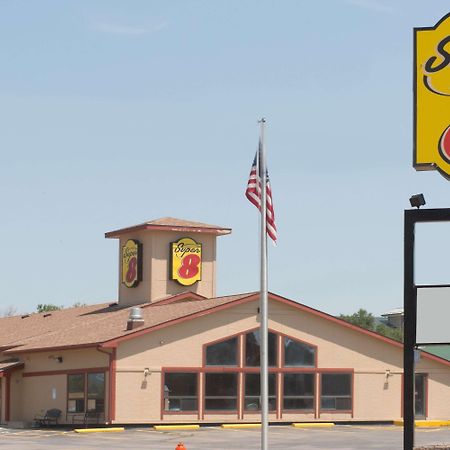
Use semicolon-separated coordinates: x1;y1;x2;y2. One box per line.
283;337;316;367
163;329;353;417
245;330;277;367
205;336;238;366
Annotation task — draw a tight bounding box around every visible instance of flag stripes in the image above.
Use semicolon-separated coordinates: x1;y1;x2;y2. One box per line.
245;144;277;243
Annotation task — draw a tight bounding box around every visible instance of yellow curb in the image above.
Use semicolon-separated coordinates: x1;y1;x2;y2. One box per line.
153;425;200;431
221;423;261;429
74;427;125;433
394;420;450;427
292;422;335;428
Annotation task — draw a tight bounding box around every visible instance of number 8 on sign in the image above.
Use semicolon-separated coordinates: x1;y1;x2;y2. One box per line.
171;237;202;286
179;254;201;279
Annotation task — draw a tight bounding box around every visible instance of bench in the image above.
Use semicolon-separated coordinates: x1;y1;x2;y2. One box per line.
34;408;62;426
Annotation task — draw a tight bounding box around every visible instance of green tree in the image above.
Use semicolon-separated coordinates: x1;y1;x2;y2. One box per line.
339;309;403;342
72;302;87;308
36;304;62;313
339;309;375;330
375;323;403;342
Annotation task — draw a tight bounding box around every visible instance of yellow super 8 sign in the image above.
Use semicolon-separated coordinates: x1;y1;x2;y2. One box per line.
414;13;450;178
122;239;142;288
171;237;202;286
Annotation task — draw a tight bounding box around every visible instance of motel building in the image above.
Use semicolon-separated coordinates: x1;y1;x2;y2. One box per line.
1;217;450;427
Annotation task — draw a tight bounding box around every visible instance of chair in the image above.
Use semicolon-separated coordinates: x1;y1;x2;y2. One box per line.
34;408;62;426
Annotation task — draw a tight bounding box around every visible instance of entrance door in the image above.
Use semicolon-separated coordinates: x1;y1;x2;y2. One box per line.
415;373;427;419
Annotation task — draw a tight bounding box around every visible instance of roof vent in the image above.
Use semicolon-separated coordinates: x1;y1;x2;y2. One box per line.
127;307;144;330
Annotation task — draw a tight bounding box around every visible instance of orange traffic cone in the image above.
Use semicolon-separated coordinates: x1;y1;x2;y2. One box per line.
175;444;187;450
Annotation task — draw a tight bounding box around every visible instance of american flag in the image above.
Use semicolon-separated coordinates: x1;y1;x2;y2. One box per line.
245;142;277;243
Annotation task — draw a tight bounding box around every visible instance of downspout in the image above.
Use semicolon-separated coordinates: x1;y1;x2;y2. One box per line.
97;345;117;424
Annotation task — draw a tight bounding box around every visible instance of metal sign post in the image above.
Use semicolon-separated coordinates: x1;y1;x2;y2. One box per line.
403;207;450;450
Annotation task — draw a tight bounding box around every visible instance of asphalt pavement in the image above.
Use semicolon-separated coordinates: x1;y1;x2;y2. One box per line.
1;424;450;449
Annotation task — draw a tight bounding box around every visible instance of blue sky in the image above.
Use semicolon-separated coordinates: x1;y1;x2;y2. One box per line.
1;0;450;316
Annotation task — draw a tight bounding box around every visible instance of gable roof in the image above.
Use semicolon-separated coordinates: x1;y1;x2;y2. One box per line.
1;293;253;354
1;291;449;368
105;217;232;238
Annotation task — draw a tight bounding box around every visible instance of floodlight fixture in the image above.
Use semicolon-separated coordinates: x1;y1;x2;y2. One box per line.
409;193;426;209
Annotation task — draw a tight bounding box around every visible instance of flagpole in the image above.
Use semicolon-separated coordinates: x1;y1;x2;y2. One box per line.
259;117;269;450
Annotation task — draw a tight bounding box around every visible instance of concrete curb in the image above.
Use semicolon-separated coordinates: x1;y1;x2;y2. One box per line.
153;425;200;431
292;422;335;428
221;424;261;429
74;427;125;433
394;420;450;428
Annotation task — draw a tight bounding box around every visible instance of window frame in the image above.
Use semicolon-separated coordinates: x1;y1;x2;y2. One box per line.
204;336;239;367
162;370;200;415
282;334;317;368
67;372;85;414
319;371;353;414
204;372;239;413
164;329;353;419
244;329;278;368
202;332;241;368
243;372;278;413
282;372;316;412
66;370;106;416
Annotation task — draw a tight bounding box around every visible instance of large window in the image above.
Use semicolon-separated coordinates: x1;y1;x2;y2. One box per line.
205;373;238;410
320;373;352;411
67;372;105;413
244;373;276;411
206;337;237;366
164;372;198;412
284;337;315;367
245;330;277;367
164;330;353;417
283;373;315;410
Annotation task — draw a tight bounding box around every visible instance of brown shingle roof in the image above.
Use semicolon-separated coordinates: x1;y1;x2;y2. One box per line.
3;291;450;369
105;217;231;238
1;293;256;354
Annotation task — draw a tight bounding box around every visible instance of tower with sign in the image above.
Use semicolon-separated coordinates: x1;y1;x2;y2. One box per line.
105;217;231;307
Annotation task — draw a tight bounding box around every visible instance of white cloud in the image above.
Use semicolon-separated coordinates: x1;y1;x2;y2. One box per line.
92;20;168;36
345;0;395;14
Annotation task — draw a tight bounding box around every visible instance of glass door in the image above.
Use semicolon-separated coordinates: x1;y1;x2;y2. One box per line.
415;373;427;419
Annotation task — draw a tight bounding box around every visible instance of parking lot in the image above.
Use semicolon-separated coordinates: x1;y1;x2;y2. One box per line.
1;425;450;450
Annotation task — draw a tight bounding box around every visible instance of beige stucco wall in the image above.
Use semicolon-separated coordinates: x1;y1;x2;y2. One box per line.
112;298;450;423
9;370;24;422
20;347;108;373
4;298;450;424
118;230;217;307
22;374;66;422
6;347;110;424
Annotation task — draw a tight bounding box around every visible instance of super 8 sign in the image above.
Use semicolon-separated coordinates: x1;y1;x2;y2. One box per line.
122;239;142;288
171;237;202;286
414;13;450;178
